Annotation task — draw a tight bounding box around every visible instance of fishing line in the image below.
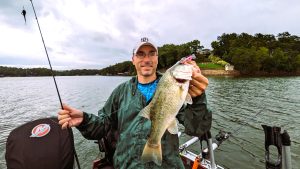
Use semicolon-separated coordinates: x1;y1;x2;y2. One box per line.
26;2;81;168
230;107;265;136
220;78;267;137
29;0;63;110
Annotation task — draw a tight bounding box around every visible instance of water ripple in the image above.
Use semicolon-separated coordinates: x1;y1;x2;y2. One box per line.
0;76;299;169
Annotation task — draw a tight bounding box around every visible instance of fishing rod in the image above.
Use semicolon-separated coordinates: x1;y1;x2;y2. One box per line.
199;108;265;157
178;108;266;169
26;1;81;168
29;0;63;110
214;107;265;145
179;107;266;157
228;107;265;136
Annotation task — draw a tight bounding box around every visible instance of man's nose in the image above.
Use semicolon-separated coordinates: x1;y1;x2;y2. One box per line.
142;55;152;61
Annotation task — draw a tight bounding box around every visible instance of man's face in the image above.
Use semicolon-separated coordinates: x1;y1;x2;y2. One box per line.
132;45;158;77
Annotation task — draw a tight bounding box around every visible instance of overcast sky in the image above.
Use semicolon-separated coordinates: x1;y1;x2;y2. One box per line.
0;0;299;70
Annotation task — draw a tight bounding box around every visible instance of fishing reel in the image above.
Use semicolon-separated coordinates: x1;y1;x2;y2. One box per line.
215;130;231;144
200;130;231;160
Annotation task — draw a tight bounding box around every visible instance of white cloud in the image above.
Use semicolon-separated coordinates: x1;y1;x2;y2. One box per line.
0;0;300;70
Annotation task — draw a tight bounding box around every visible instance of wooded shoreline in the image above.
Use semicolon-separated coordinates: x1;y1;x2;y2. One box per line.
201;69;300;76
2;32;300;77
1;68;299;77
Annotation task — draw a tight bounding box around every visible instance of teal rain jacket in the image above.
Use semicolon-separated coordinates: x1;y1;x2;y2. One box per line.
77;74;212;169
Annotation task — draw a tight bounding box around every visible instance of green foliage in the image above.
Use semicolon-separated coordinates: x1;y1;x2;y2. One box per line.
56;69;100;76
208;55;228;66
0;67;53;76
211;32;300;74
295;54;300;67
0;66;100;77
216;60;228;66
230;47;262;73
157;40;204;69
198;63;224;70
0;39;204;77
98;61;135;76
92;40;205;75
2;35;299;77
272;48;291;71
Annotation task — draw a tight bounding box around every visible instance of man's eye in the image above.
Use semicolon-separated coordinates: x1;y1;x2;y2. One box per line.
137;52;145;56
149;51;156;56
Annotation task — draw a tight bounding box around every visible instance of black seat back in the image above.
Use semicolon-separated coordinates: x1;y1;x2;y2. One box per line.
6;117;76;169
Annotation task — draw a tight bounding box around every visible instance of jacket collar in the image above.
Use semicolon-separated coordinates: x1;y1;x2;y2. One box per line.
130;72;162;96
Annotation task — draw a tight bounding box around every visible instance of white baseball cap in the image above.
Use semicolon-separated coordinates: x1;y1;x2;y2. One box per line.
133;37;158;55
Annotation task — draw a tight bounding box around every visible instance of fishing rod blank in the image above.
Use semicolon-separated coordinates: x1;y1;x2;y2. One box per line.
29;0;63;110
28;1;81;168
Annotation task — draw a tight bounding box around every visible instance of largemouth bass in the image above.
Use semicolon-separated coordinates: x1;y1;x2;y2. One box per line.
140;59;194;166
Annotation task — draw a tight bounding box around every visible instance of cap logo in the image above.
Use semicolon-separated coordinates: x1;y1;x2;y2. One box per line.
31;124;51;137
141;37;149;42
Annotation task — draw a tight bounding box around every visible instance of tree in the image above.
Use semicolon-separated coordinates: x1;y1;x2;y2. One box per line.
231;47;263;73
157;40;204;69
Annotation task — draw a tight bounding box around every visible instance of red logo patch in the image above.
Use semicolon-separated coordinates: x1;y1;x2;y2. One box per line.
31;124;51;137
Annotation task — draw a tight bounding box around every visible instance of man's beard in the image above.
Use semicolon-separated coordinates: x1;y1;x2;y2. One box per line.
140;61;155;76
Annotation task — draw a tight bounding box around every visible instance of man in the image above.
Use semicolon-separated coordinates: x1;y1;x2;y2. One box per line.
58;37;211;168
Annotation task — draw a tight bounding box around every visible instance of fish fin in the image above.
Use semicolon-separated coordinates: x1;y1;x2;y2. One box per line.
141;141;162;166
139;105;151;119
167;119;178;134
185;93;193;105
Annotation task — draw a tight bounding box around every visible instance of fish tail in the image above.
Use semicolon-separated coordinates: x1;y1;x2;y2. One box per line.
141;141;162;166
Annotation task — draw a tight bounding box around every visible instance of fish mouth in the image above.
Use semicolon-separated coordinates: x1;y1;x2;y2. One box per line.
175;78;188;83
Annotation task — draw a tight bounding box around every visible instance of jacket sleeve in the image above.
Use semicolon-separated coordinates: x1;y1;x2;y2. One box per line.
176;92;212;137
76;88;119;140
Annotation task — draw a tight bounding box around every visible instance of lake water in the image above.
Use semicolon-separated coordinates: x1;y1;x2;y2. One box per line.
0;76;299;169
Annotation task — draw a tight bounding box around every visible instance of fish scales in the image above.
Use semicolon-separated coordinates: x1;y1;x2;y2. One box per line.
139;62;194;166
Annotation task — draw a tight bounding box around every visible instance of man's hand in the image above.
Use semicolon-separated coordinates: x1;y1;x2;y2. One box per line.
58;104;84;129
186;61;209;97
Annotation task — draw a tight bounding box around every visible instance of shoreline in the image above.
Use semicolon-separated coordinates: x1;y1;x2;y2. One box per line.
1;70;300;77
201;69;300;77
201;70;240;76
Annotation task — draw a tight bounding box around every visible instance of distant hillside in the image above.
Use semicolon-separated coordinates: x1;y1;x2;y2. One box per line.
212;32;300;74
0;66;100;77
2;32;299;77
98;61;135;76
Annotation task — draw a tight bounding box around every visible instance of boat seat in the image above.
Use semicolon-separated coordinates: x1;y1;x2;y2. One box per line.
5;117;77;169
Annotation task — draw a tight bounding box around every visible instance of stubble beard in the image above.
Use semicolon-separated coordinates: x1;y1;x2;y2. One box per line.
140;67;155;77
139;61;156;77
